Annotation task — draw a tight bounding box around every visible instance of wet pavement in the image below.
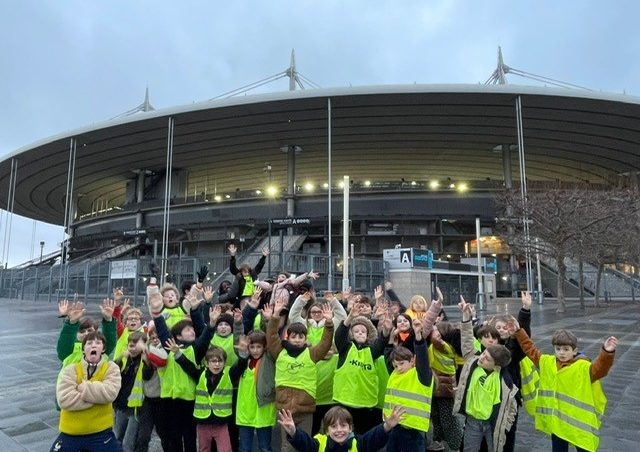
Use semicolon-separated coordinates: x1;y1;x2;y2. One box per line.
0;297;638;451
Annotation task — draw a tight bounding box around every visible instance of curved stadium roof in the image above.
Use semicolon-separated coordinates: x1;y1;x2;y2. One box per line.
1;83;639;225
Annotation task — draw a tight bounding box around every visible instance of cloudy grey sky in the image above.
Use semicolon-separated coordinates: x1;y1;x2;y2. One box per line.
1;0;638;266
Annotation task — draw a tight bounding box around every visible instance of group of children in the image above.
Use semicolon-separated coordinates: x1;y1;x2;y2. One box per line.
50;253;619;452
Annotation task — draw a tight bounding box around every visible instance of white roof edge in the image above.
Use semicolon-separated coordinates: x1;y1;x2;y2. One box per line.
4;83;640;164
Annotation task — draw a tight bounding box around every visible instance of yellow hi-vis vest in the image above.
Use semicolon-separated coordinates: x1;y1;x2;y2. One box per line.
59;361;113;435
211;334;237;367
384;367;434;432
307;325;338;406
428;343;456;375
519;356;540;416
113;327;144;361
121;357;144;408
275;347;317;399
236;364;276;428
374;355;389;409
163;305;188;328
536;355;606;452
193;368;234;419
61;342;83;368
333;344;378;408
315;434;358;451
159;346;198;400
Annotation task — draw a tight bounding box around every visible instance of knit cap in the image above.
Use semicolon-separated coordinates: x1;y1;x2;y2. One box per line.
216;313;234;329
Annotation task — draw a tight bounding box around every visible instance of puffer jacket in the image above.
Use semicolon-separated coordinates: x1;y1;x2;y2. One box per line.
453;320;518;452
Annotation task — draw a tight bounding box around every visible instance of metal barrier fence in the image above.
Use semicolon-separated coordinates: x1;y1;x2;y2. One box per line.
0;252;388;305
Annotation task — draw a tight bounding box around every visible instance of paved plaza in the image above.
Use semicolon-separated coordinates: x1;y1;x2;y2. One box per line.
0;296;638;451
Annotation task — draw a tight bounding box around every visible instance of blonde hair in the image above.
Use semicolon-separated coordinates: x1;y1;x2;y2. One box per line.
409;295;427;311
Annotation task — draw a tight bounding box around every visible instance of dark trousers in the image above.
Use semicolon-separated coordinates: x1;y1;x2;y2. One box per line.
551;434;589;452
157;398;197;452
50;429;122;452
238;426;273;452
386;425;426;452
135;397;163;452
350;406;381;435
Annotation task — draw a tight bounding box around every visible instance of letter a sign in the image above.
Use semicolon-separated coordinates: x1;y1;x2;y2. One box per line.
400;250;411;264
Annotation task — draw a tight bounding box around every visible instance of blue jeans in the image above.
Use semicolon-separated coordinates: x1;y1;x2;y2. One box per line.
464;417;493;452
238;426;272;452
113;408;139;452
386;425;426;452
50;429;122;452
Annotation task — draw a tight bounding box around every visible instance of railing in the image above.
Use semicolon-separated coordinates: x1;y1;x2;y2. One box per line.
0;252;387;305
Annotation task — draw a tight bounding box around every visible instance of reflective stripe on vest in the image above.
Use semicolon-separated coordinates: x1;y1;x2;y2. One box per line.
275;347;317;398
333;344;378;408
535;355;606;452
315;434;358;452
519;356;539;416
383;367;433;432
193;369;234;419
428;343;456;375
121;357;145;408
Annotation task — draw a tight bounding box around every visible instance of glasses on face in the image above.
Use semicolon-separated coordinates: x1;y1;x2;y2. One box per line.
309;310;322;315
208;358;224;364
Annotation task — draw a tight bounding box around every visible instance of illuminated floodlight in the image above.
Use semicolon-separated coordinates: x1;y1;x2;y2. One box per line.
457;183;469;193
364;180;371;187
322;182;329;189
449;183;456;189
214;195;222;202
429;180;440;189
304;182;315;192
266;185;278;197
411;181;417;186
338;181;345;188
255;189;262;195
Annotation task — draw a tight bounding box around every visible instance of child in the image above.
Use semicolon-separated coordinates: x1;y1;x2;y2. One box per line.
56;298;117;367
51;331;122;451
149;291;215;452
236;330;277;452
512;324;617;452
405;295;428;320
267;296;335;452
210;309;244;367
168;342;248;452
384;317;434;451
113;331;147;451
279;405;405;452
228;243;268;306
334;302;388;433
453;299;517;452
113;307;145;360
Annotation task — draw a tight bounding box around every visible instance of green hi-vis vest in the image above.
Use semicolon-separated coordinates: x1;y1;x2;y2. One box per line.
275;347;317;399
519;356;540;416
252;313;262;332
121;357;144;408
236;364;276;428
242;276;255;296
315;434;358;451
113;327;144;361
465;366;501;420
307;325;338;406
535;355;606;452
384;367;434;432
62;342;83;368
333;344;378;408
375;355;389;409
473;337;482;353
193;368;234;419
211;334;237;367
428;343;456;375
163;306;188;328
159;346;198;400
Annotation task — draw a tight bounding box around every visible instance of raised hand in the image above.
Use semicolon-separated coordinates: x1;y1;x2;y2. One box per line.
383;405;406;431
321;303;334;322
343;286;352;300
233;308;243;323
604;336;618;352
112;287;125;304
148;292;164;316
434;287;444;304
323;290;335;302
121;298;131;313
308;269;319;280
100;298;116;321
277;409;296;437
301;291;313;302
261;246;270;257
235;335;250;355
197;265;209;284
210;305;221;326
68;302;85;324
521;291;532;310
165;338;180;354
412;318;423;340
374;285;384;301
273;295;288;316
260;302;273;321
505;316;520;336
58;299;70;317
380;315;394;335
374;300;389;319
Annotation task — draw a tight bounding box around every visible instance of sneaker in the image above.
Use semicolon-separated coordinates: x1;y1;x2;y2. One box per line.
427;441;445;451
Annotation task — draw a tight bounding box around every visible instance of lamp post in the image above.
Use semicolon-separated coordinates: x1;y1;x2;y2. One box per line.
264;163;273;276
39;241;45;263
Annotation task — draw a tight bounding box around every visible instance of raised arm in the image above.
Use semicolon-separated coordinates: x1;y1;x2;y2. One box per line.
590;336;617;382
288;293;309;325
228;244;239;275
458;297;476;359
266;297;286;359
309;303;335;362
513;327;542;367
422;287;443;338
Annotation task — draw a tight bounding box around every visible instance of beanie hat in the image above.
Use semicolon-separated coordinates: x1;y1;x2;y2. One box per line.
216;313;234;329
349;316;377;343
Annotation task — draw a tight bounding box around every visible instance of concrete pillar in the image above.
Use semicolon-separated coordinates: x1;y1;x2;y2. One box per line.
286;146;296;235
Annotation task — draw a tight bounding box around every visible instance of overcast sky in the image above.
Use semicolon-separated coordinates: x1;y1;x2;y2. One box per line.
1;0;638;266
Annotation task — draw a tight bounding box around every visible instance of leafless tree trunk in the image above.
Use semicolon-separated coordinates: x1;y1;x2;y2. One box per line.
578;257;585;309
